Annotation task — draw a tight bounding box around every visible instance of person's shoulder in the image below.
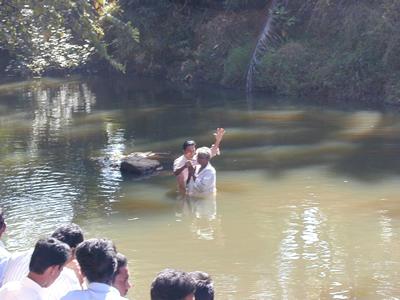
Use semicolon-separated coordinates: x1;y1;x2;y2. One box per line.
0;243;10;258
174;155;185;163
61;289;86;300
0;280;23;292
8;249;32;261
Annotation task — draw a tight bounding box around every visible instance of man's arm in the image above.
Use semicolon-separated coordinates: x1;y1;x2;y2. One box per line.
210;128;225;157
173;161;192;176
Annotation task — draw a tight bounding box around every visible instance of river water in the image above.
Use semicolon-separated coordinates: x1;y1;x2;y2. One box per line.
0;77;399;299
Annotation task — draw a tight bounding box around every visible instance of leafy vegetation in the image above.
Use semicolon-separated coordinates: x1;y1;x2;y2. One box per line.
0;0;139;75
255;0;400;104
1;0;400;104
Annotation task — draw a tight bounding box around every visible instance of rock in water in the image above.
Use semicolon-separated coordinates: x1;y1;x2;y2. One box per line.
120;152;162;176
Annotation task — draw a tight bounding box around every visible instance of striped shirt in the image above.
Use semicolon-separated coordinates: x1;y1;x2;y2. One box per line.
2;249;32;284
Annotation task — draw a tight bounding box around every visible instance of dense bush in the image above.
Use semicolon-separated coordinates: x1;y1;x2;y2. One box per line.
248;0;400;103
254;42;312;95
222;44;252;85
2;0;400;104
0;0;139;76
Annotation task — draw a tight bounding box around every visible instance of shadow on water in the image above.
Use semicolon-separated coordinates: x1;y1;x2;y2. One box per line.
0;76;400;247
1;76;399;182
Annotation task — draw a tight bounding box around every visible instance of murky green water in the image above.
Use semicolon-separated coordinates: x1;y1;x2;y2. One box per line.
0;77;399;299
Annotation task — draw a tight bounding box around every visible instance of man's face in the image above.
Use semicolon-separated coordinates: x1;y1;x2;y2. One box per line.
197;154;209;167
114;265;132;296
184;145;196;160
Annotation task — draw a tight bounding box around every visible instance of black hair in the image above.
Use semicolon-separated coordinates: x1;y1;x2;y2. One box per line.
0;208;4;228
151;268;196;300
51;223;84;249
112;252;128;283
182;140;196;151
76;238;117;284
190;271;214;300
29;238;70;274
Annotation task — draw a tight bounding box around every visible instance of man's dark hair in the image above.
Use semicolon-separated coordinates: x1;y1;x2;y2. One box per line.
112;252;128;283
29;238;70;274
182;140;196;151
190;271;214;300
0;208;4;228
76;238;117;284
151;268;196;300
51;223;84;249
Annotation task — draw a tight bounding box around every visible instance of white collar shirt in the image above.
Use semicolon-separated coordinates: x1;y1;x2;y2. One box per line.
61;282;126;300
173;146;219;191
0;277;44;300
187;162;216;197
46;267;82;300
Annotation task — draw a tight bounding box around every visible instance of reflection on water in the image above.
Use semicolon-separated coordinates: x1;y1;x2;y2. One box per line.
177;195;218;241
0;77;400;299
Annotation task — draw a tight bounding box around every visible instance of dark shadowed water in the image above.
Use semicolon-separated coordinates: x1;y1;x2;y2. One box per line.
0;77;399;299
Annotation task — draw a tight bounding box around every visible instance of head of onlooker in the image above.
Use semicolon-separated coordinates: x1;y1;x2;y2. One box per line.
51;223;84;251
151;268;196;300
28;237;71;288
189;271;214;300
75;238;117;285
50;223;85;285
183;140;196;160
112;253;132;297
0;208;6;239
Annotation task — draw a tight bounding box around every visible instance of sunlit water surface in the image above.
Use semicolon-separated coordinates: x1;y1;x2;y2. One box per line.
0;77;399;299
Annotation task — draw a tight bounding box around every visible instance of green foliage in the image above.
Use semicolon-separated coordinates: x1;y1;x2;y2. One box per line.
255;42;312;95
272;4;297;31
245;0;400;103
222;44;252;85
223;0;266;10
0;0;139;75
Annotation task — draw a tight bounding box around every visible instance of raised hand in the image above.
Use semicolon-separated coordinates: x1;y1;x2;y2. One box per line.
214;127;225;143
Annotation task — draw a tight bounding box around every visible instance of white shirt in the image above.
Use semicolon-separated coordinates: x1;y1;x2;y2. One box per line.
0;277;44;300
0;240;10;287
173;146;219;191
61;282;126;300
173;155;198;188
46;267;82;300
2;249;32;284
2;249;81;299
187;163;216;197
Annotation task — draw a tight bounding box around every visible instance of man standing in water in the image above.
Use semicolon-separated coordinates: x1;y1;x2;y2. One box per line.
186;147;216;197
173;128;225;195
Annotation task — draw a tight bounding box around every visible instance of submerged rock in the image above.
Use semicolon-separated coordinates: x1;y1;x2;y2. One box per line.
120;152;163;176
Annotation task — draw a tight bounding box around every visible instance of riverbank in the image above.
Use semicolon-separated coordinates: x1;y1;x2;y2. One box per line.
1;1;399;105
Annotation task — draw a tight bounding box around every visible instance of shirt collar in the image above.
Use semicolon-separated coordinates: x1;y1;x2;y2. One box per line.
22;277;44;296
88;282;120;295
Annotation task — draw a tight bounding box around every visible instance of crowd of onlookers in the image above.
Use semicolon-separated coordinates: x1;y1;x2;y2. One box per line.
0;209;214;300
